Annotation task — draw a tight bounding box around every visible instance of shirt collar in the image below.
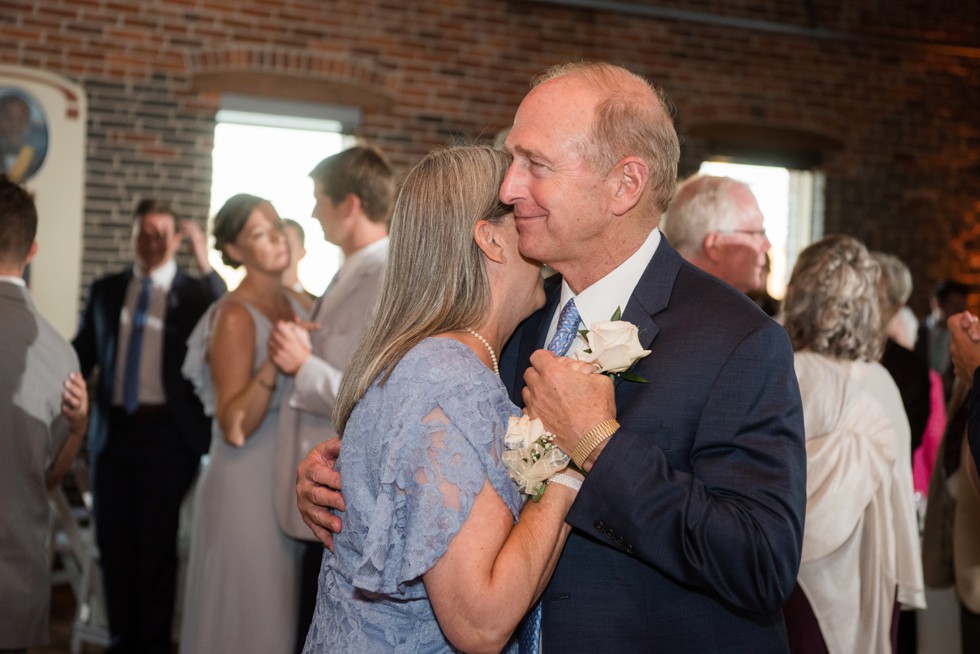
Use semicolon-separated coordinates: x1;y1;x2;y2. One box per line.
0;274;26;288
133;257;177;290
559;228;661;329
338;236;388;280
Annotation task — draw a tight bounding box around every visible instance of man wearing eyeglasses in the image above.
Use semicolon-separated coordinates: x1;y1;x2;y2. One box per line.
662;174;771;294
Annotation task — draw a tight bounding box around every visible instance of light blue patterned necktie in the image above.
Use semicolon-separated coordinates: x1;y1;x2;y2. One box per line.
518;299;581;653
123;276;152;413
547;297;581;356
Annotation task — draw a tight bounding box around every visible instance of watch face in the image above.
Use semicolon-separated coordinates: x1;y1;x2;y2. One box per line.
0;87;49;183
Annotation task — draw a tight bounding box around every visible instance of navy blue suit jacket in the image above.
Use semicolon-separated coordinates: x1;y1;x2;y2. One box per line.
500;237;806;653
72;266;225;462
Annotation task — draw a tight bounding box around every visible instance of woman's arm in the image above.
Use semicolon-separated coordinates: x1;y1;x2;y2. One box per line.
423;478;577;654
209;301;279;446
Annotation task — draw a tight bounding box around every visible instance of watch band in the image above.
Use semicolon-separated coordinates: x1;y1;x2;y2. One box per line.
570;418;620;469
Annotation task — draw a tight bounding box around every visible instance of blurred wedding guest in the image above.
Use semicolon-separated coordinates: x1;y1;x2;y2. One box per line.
302;145;584;653
0;176;87;653
72;199;225;654
872;251;941;652
916;279;969;401
782;234;925;654
950;311;980;473
282;218;315;300
179;194;311;654
925;311;980;651
873;252;935;453
267;145;393;652
0;92;47;182
662;173;772;294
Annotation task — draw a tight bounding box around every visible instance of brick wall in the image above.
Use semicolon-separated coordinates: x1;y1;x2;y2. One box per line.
2;0;978;314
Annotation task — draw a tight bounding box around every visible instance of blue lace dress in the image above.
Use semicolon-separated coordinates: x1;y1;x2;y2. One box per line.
302;337;524;653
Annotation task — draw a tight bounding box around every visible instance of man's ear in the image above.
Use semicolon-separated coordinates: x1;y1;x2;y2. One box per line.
701;231;725;263
609;157;649;216
342;193;361;220
474;220;505;264
24;240;38;265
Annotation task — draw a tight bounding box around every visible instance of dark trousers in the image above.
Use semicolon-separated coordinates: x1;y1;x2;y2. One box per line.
294;539;323;654
93;408;199;654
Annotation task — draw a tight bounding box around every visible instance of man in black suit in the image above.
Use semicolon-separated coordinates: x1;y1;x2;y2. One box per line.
72;199;225;654
297;62;806;652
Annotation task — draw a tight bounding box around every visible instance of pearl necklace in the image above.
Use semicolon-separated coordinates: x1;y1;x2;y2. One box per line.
467;329;499;375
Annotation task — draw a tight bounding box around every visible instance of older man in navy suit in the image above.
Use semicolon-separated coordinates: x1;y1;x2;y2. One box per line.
72;199;225;654
498;62;805;652
296;62;806;653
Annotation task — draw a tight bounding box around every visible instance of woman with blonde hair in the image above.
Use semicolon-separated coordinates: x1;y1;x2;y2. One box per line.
782;234;925;653
302;145;593;653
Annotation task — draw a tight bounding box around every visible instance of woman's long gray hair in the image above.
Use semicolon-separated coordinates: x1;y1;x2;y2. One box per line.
332;145;511;434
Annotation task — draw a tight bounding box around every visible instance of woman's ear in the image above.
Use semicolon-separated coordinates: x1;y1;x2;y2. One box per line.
223;242;243;267
474;219;506;264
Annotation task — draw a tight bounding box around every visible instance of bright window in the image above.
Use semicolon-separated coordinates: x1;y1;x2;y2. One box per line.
209;110;353;294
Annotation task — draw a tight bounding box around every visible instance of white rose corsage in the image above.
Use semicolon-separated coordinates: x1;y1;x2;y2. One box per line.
572;307;651;381
502;414;569;502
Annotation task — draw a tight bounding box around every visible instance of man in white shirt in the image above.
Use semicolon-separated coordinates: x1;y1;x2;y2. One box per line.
72;199;225;654
267;145;394;652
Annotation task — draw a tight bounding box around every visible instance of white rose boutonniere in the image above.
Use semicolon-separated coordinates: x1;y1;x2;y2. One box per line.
502;414;569;502
573;307;651;381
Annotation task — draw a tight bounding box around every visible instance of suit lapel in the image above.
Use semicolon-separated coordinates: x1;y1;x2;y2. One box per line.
621;235;682;347
614;236;685;388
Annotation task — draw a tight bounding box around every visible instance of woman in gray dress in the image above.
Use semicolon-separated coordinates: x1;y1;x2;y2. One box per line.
179;194;312;654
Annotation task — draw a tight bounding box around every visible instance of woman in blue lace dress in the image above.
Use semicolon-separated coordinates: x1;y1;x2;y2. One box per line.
302;145;593;653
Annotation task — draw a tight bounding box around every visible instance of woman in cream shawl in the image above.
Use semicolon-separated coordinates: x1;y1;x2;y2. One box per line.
782;234;925;654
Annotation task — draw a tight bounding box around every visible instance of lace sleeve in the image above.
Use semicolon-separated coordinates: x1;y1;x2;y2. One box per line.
343;341;523;597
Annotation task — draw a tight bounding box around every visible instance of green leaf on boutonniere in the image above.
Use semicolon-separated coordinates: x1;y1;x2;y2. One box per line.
610;306;622;321
618;369;650;383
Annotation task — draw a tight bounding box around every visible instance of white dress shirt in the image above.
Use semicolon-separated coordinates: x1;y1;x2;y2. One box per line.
112;259;177;407
544;228;661;351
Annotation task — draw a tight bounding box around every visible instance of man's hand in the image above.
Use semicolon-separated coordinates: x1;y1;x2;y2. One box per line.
62;371;88;437
949;311;980;383
523;350;616;465
297;437;345;551
180;219;212;274
269;320;317;375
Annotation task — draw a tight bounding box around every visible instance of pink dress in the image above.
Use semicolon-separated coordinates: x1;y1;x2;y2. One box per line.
913;370;946;494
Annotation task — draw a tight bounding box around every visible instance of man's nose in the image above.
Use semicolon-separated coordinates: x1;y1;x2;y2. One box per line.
499;164;523;203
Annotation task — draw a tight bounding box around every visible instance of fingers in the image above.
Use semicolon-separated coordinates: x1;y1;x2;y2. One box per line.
301;509;339;551
319;436;343;461
294;319;321;332
61;372;88;416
